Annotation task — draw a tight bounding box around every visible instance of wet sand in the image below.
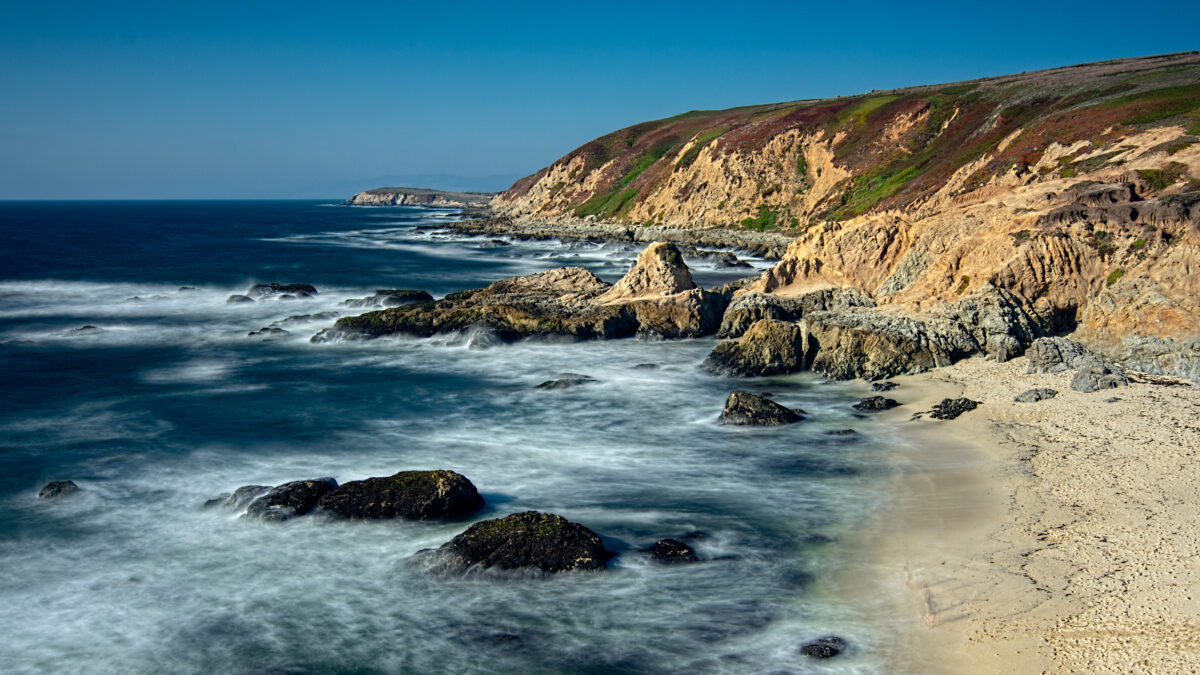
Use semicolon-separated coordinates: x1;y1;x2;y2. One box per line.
865;355;1200;673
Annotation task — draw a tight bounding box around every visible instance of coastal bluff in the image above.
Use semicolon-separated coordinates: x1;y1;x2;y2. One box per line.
344;187;494;208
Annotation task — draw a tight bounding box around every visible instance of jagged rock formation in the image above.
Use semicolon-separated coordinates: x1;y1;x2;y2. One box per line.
417;511;608;574
704;319;811;377
313;242;726;342
345;187;494;208
717;391;803;425
483;52;1200;380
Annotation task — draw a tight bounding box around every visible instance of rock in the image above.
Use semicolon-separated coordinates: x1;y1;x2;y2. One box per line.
703;319;810;377
716;288;875;339
67;325;103;334
318;470;483;520
247;283;318;300
640;538;699;564
632;363;659;370
244;477;337;521
342;289;434;309
929;398;981;419
825;428;858;436
1116;334;1200;384
535;374;595;389
315;242;725;342
1025;337;1094;374
853;396;899;412
205;484;272;510
247;327;290;338
799;635;848;659
38;480;80;499
871;381;898;392
421;511;607;574
178;286;199;292
718;390;803;425
1105;396;1122;403
1071;359;1130;393
1014;388;1058;402
226;294;255;304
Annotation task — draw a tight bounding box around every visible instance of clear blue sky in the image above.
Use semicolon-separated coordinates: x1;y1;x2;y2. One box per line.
2;1;1197;199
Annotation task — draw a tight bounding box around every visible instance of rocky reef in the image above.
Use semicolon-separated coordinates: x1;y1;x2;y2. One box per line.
313;242;726;343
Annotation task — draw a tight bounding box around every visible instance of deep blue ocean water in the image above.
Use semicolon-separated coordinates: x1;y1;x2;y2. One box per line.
0;201;903;674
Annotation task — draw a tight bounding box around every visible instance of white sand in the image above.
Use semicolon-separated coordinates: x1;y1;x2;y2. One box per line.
866;355;1200;673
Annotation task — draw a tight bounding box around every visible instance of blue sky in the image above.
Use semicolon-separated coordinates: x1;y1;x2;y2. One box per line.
2;1;1197;199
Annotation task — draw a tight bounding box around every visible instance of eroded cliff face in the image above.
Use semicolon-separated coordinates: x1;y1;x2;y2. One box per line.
493;52;1200;358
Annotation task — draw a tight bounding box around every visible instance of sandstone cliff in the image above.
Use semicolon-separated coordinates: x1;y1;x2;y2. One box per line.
492;52;1200;376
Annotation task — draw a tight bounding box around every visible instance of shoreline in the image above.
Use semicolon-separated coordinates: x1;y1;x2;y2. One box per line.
862;356;1200;672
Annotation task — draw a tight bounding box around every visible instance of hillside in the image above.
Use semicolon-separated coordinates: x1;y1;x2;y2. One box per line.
490;52;1200;371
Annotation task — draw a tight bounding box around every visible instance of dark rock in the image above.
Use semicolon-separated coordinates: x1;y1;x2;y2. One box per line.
1025;337;1094;374
70;325;103;334
1071;360;1130;393
178;286;199;292
704;319;811;377
716;288;874;339
270;312;341;327
535;374;595;389
226;294;255;304
719;390;803;425
853;396;899;412
248;327;290;338
247;283;318;300
421;511;607;574
632;363;659;370
871;381;899;392
1104;396;1122;403
929;398;981;420
641;538;699;564
799;635;848;659
318;470;483;520
825;428;858;436
38;480;80;499
1014;388;1058;402
244;477;337;521
204;485;272;510
341;289;434;309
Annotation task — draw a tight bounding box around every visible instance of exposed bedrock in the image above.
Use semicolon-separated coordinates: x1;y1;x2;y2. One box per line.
716;288;874;339
704;319;812;377
313;242;727;342
318;470;483;520
415;511;608;575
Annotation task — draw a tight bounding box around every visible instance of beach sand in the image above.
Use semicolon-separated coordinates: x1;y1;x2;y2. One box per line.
864;355;1200;673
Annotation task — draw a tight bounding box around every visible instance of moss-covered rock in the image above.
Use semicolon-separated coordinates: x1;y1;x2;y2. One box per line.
422;511;608;574
318;470;483;520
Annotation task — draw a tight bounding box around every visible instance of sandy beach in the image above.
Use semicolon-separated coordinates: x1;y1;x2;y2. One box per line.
864;355;1200;673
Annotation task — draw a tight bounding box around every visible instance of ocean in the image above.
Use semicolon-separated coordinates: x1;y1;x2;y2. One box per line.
0;201;903;673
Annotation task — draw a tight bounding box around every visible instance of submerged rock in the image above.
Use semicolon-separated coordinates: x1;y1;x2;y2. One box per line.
244;477;337;521
38;480;80;499
1014;387;1058;402
205;484;271;510
226;294;255;304
799;635;848;659
929;398;981;420
247;327;290;338
318;470;483;520
704;319;810;377
420;511;608;574
247;283;318;300
719;390;803;425
641;538;699;564
313;242;725;343
852;396;900;412
535;374;595;389
342;289;434;309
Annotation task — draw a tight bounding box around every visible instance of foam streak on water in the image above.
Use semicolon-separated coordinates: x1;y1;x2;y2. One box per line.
0;202;896;674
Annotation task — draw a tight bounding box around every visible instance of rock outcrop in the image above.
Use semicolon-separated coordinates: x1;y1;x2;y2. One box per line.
342;289;434;308
244;477;338;521
704;319;810;377
247;283;317;300
1015;388;1059;402
1071;361;1130;393
716;288;874;339
418;511;608;574
318;470;483;520
313;242;726;342
718;391;804;425
38;480;80;499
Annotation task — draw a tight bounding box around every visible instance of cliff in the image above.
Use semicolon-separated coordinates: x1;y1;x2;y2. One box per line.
492;52;1200;372
345;187;494;208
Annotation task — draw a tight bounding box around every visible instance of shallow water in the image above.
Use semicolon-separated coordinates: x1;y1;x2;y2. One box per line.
0;201;899;673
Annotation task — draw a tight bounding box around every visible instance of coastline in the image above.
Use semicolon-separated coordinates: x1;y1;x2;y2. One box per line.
862;356;1200;673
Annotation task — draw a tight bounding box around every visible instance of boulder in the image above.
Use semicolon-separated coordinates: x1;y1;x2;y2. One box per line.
704;319;810;377
244;477;337;521
247;283;318;300
1025;337;1094;374
226;294;255;304
38;480;80;499
1014;388;1059;402
318;470;482;520
929;398;981;420
871;381;899;392
799;636;848;659
641;538;699;564
716;288;875;339
421;511;608;574
853;396;900;412
719;390;803;425
205;484;272;510
803;310;978;381
342;289;434;309
1071;360;1130;393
